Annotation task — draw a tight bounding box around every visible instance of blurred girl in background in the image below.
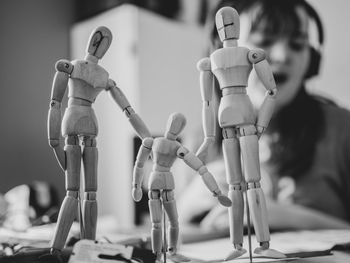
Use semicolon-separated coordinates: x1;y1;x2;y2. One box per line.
179;0;350;230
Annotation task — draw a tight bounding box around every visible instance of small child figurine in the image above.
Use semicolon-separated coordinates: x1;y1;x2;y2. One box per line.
48;26;151;255
132;113;232;263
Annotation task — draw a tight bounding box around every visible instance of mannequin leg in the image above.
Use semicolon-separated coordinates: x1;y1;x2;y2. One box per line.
222;127;247;261
162;190;190;262
148;190;163;262
239;125;285;259
82;137;98;240
51;135;81;253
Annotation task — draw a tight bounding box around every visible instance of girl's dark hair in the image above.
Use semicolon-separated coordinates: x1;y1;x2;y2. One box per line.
208;0;327;179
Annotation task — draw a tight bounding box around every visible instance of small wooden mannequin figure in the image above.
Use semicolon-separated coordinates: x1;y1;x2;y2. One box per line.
196;7;286;261
132;113;232;263
48;26;151;255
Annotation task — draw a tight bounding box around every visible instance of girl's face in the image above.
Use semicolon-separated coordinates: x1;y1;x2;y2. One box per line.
241;6;311;110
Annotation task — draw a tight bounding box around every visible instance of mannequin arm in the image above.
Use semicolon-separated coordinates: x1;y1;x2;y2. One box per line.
248;49;277;136
48;59;73;170
107;79;151;139
132;137;153;201
177;146;231;207
196;58;216;163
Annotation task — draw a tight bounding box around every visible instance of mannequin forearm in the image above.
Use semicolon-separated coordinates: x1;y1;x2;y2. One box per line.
133;138;153;187
108;83;151;139
256;89;277;134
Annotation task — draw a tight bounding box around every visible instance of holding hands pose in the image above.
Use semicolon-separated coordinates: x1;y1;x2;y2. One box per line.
48;26;150;254
132;113;231;263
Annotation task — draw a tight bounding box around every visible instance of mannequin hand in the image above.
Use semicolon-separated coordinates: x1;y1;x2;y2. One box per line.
217;194;232;207
213;190;232;207
132;187;143;202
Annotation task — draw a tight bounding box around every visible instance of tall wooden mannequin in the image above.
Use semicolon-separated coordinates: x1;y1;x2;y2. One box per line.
132;113;232;263
196;7;286;261
48;26;151;254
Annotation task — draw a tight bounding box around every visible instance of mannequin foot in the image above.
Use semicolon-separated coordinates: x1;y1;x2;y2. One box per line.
254;242;286;259
224;244;247;261
168;253;191;262
168;248;191;262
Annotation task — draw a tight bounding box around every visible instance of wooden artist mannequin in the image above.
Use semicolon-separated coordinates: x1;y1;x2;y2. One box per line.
196;7;285;261
48;26;151;254
132;113;232;263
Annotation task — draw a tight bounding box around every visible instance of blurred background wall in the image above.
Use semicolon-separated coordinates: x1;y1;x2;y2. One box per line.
0;0;74;200
0;0;349;220
306;0;350;107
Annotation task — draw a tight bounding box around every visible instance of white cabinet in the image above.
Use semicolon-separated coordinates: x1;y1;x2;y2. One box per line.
71;4;204;227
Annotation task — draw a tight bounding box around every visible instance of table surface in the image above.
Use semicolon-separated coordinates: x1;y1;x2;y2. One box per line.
1;224;350;263
290;251;350;263
179;227;350;263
